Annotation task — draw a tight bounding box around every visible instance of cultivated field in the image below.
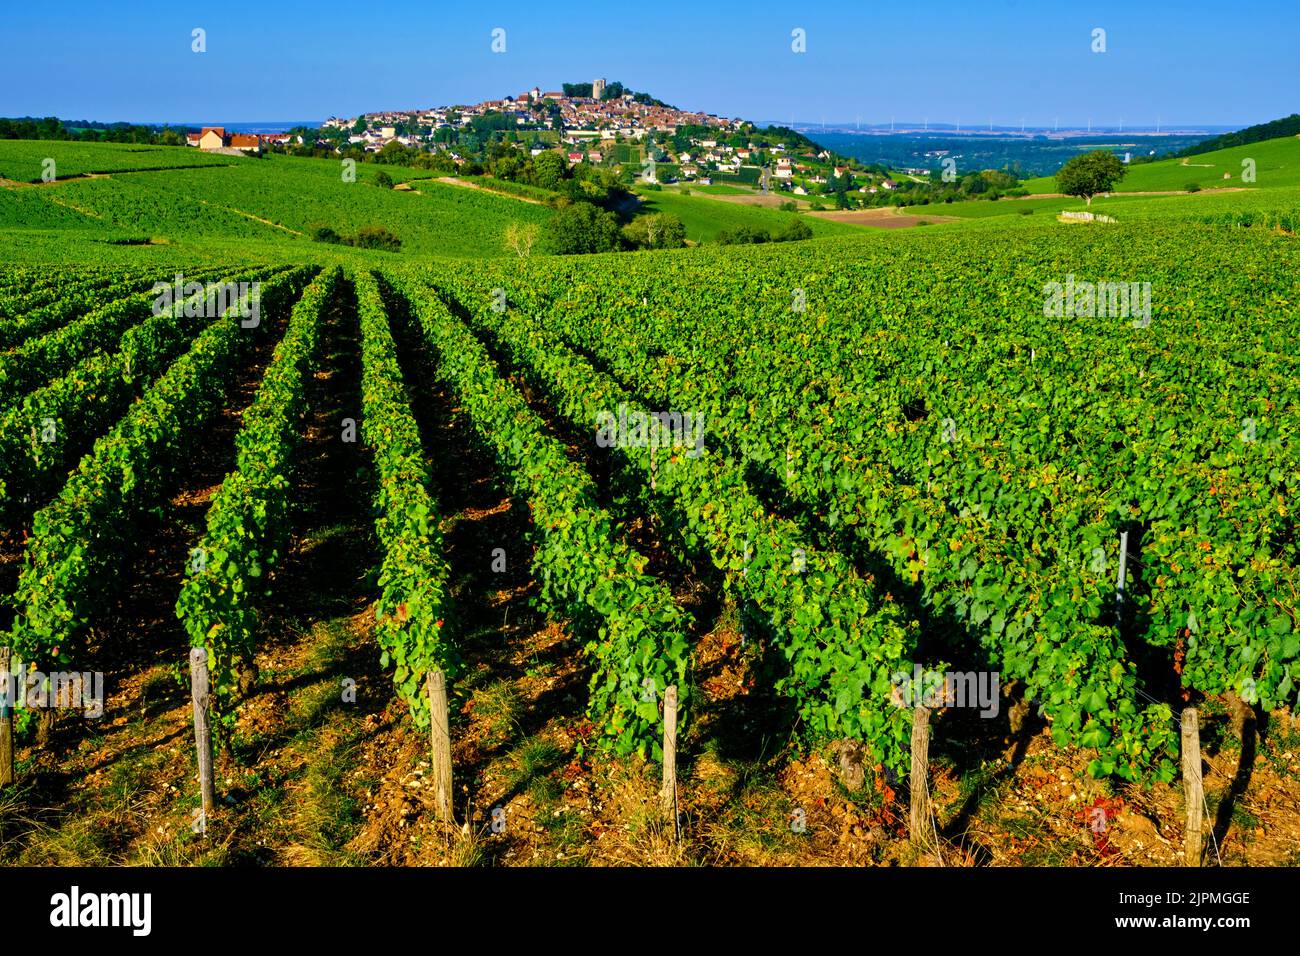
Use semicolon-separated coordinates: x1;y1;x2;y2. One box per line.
0;137;1296;867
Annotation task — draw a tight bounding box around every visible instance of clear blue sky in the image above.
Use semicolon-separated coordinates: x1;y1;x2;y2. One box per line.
1;1;1295;127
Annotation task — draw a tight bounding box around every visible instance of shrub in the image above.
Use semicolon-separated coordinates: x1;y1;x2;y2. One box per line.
716;225;770;245
547;201;622;254
311;224;342;244
351;225;402;251
774;218;813;242
622;212;686;250
1185;181;1202;193
309;223;401;251
373;170;394;189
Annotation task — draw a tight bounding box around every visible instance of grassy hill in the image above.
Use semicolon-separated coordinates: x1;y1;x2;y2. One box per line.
1021;134;1300;193
0;140;236;181
0;140;873;257
0;142;549;258
1;136;1294;266
907;184;1300;223
1;130;1297;872
631;186;862;242
897;135;1300;227
1177;113;1300;156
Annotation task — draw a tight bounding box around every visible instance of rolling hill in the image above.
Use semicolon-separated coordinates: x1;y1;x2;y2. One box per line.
1021;133;1300;194
0;143;550;259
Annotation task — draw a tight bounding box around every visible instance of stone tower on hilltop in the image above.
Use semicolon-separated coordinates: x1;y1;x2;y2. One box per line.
592;77;606;100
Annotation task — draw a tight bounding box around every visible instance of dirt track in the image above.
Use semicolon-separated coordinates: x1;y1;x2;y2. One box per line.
808;207;959;228
436;177;546;205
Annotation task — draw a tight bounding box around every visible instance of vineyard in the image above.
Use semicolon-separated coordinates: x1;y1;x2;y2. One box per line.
1;168;1298;868
0;147;551;258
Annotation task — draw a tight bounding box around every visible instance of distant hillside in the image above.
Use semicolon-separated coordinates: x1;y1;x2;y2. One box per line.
1021;133;1300;194
0;141;550;258
1178;113;1300;157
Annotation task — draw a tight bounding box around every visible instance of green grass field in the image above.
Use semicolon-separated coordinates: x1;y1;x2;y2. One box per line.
678;183;754;196
914;181;1300;226
895;137;1300;226
913;192;1158;220
0;140;871;255
0;145;550;258
1;129;1297;873
2;134;1295;265
462;175;560;203
0;140;235;182
632;186;860;242
1021;134;1300;193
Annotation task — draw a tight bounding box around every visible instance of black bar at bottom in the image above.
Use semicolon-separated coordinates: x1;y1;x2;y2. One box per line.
2;865;1280;944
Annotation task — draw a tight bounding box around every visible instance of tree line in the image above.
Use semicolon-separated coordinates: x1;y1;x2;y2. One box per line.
0;116;190;144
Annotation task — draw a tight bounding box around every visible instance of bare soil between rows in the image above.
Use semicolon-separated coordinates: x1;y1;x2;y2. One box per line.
2;278;1297;867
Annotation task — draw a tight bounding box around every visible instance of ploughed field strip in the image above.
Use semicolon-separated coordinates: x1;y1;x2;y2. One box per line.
0;223;1295;864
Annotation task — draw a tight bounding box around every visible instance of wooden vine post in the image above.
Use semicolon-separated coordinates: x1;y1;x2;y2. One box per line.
661;684;678;833
1181;707;1204;866
1114;529;1130;623
426;670;453;822
0;647;14;787
34;673;54;750
909;705;932;848
189;648;216;817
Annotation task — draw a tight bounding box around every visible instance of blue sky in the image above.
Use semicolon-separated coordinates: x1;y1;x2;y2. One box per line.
0;1;1295;127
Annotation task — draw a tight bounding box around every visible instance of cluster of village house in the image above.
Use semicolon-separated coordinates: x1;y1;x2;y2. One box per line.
187;79;898;194
318;81;734;146
185;127;294;154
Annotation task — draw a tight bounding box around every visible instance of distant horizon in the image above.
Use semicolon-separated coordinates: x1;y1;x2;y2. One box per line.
5;114;1260;138
2;2;1296;128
